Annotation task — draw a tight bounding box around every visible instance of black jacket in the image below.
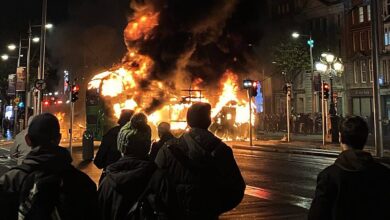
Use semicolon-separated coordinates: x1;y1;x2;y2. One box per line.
155;128;245;219
0;146;98;220
94;126;122;169
97;156;156;220
149;132;175;161
308;149;390;220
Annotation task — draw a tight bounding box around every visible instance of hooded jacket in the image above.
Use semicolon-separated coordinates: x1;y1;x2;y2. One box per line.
97;156;156;220
0;146;98;220
155;128;245;219
308;149;390;220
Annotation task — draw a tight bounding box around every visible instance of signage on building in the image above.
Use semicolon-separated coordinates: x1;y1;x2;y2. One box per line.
7;74;16;96
349;89;372;97
16;67;26;91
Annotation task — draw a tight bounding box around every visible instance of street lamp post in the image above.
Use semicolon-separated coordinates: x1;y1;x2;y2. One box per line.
292;32;315;108
315;52;344;143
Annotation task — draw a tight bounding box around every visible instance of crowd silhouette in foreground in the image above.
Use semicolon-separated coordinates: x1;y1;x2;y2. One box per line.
0;103;389;220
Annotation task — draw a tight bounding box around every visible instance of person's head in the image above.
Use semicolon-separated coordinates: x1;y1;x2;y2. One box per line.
26;113;61;148
339;116;369;150
117;109;134;127
186;102;212;129
157;122;171;138
117;112;151;159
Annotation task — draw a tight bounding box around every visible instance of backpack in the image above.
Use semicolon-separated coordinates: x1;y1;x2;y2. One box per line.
16;164;67;220
126;168;174;220
127;137;233;219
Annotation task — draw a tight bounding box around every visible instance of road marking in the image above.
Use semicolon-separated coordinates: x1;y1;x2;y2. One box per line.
245;185;312;210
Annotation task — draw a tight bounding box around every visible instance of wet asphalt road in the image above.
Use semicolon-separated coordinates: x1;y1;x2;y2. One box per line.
221;147;336;219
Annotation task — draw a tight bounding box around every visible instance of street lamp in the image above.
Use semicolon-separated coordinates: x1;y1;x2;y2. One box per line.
45;23;53;29
32;37;40;43
315;52;344;143
1;54;9;60
291;31;315;113
7;44;17;51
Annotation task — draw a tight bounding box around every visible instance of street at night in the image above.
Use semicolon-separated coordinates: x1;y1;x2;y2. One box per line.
2;0;390;219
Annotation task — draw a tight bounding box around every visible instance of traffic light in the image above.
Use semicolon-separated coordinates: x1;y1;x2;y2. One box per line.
323;82;329;99
307;39;314;48
251;81;258;97
71;84;80;102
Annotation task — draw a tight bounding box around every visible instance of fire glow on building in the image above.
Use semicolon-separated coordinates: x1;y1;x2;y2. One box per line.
87;0;258;139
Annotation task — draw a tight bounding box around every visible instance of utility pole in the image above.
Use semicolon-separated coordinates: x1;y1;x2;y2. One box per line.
69;80;75;156
371;0;383;157
321;81;325;146
37;0;47;115
25;23;32;128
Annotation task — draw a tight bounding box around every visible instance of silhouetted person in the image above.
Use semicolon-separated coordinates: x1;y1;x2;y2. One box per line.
10;116;35;165
149;122;174;161
155;102;245;219
98;113;155;220
309;116;390;220
0;113;98;220
94;109;134;183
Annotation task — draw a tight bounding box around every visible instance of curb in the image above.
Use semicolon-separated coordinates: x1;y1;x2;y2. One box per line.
233;144;340;158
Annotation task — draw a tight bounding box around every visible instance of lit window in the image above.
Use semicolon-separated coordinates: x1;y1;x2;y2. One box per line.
361;60;367;83
359;7;364;23
367;5;371;21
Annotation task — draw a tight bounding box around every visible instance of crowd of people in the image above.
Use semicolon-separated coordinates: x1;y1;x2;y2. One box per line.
0;103;245;220
257;112;325;134
0;102;389;220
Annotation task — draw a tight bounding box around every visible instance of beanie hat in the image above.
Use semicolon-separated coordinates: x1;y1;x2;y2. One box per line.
117;113;151;158
28;113;60;147
186;102;212;129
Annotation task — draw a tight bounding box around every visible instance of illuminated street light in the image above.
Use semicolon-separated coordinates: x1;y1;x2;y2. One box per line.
1;54;9;60
315;52;344;143
291;32;300;38
45;23;53;29
315;62;327;72
7;44;16;51
32;37;40;43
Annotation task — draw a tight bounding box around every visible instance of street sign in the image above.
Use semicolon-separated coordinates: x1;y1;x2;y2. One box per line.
34;79;47;91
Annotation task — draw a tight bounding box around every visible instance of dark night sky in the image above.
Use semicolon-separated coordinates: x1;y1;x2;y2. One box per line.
0;0;267;90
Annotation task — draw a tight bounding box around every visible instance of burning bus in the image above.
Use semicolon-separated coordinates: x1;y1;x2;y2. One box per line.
84;0;259;141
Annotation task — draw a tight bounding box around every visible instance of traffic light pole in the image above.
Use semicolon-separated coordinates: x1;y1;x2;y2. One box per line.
286;83;291;142
69;90;74;156
321;81;325;146
249;88;253;146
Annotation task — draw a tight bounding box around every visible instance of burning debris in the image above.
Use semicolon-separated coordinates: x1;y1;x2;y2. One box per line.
87;0;259;139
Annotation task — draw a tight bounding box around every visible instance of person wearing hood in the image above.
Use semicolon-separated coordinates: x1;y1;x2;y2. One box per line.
94;109;134;183
155;102;245;219
10;116;35;165
0;113;98;220
309;116;390;220
149;122;175;161
98;112;156;220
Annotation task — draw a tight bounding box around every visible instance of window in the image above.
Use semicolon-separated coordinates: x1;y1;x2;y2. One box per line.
368;31;372;49
352;9;355;25
360;31;365;51
385;26;390;46
367;5;371;21
359;7;364;23
361;60;367;83
384;60;388;83
353;32;359;51
354;61;359;83
369;59;373;82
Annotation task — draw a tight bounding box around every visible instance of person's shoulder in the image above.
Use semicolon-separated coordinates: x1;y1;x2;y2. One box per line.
63;166;96;189
0;166;30;192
